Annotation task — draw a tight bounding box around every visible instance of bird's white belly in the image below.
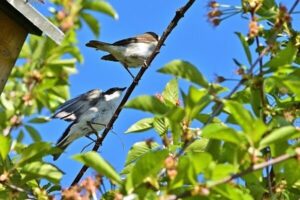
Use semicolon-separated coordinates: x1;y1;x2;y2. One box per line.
113;43;156;67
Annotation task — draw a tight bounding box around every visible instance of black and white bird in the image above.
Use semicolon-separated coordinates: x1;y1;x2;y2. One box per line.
52;87;126;160
86;32;159;78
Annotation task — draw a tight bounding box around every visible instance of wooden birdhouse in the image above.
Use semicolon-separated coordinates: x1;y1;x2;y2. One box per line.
0;0;64;95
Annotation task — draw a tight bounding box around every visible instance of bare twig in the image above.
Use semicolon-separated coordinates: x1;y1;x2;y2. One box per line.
70;0;197;186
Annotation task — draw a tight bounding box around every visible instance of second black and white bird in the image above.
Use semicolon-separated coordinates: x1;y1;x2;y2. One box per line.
52;87;126;160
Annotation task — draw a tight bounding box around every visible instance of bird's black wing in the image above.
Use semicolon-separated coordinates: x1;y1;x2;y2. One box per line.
101;54;118;62
52;89;102;121
113;32;158;46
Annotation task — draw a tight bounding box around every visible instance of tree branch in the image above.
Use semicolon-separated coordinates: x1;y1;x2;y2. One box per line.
207;152;297;188
70;0;197;186
176;151;298;199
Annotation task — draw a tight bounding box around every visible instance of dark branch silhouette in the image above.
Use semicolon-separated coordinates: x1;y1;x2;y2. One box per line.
71;0;197;186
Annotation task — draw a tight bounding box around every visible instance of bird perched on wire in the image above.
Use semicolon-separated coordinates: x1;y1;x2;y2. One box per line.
86;32;159;78
51;87;126;160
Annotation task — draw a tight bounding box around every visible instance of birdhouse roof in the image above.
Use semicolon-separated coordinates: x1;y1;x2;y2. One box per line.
0;0;64;45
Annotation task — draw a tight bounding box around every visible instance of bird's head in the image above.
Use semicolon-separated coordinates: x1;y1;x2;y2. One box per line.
103;87;126;101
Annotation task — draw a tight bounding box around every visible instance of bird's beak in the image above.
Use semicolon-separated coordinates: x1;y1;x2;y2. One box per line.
120;87;127;91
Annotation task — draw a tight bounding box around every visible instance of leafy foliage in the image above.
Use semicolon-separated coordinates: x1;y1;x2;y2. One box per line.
1;0;300;199
0;0;117;198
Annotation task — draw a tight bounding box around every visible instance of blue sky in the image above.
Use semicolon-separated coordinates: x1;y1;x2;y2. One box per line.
28;0;296;188
35;0;250;188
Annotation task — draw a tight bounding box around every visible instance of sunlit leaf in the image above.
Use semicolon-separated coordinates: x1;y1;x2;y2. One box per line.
126;150;168;192
153;117;169;136
0;135;11;161
125;95;168;114
81;12;100;37
18;142;53;166
264;42;298;69
224;100;254;132
125;118;154;133
202;123;246;145
125;141;160;166
162;79;179;106
158;60;209;88
24;125;42;142
73;151;121;185
83;0;119;19
235;32;252;65
259;126;300;149
28;116;50;124
22;161;63;183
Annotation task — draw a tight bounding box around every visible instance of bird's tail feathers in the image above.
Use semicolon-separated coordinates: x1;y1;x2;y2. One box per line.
52;122;74;161
86;40;113;51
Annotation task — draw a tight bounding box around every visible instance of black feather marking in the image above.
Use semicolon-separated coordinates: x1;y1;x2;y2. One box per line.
101;54;118;62
56;122;75;145
52;122;76;161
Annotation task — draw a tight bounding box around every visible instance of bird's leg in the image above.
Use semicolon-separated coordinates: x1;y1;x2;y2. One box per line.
85;135;97;142
123;64;135;79
143;60;148;68
86;121;99;139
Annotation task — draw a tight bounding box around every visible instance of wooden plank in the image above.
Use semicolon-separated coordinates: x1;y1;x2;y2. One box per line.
0;0;42;36
6;0;64;45
0;10;28;95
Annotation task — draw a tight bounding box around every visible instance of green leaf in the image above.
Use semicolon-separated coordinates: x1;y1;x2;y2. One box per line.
209;163;237;181
18;142;53;166
184;86;212;121
24;125;42;142
165;106;185;122
1;94;14;110
158;60;209;88
0;135;11;161
81;12;100;37
265;42;298;69
213;184;254;200
16;130;24;143
224;100;254;133
202;123;245;145
282;74;300;97
168;120;182;145
185;138;209;153
259;126;300;149
125;141;160;166
250;87;261;117
47;58;77;67
125;118;154;133
126;150;168;192
21;161;63;183
125;95;168;114
28;116;50;124
162;79;179;106
153;117;169;136
205;140;221;160
170;152;212;189
83;0;118;19
247;120;268;145
235;32;252;65
73;151;121;185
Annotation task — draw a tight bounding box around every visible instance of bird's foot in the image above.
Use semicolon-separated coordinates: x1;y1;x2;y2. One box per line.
87;121;98;135
142;60;148;68
85;135;97;142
